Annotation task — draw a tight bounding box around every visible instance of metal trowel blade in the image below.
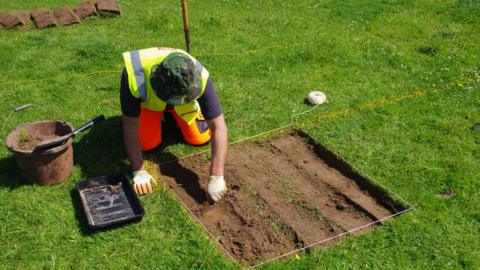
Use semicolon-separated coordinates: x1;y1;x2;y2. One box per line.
201;202;217;216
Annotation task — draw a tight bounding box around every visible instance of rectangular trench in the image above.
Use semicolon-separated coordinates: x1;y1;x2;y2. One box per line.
159;129;406;265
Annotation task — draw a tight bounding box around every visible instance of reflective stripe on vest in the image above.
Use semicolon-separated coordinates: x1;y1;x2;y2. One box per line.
130;50;147;101
196;62;204;78
122;48;210;125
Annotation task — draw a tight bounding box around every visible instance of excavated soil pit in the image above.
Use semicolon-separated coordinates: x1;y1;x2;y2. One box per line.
160;129;406;265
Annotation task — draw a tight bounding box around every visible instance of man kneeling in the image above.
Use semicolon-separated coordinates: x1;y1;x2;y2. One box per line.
120;47;227;202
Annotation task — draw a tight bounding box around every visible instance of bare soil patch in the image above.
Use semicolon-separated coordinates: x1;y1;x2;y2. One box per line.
31;9;57;29
160;129;405;265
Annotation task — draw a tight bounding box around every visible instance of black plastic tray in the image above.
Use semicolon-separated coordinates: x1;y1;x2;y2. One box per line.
75;173;145;230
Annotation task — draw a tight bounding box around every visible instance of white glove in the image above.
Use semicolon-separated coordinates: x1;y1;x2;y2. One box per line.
133;170;157;196
207;175;227;202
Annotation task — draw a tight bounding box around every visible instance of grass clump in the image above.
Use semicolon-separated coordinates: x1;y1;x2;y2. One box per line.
16;128;29;147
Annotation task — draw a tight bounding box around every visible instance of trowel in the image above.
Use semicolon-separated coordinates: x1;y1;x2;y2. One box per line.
201;202;217;216
34;115;105;151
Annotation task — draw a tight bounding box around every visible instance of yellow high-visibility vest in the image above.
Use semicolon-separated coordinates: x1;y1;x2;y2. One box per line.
122;47;209;125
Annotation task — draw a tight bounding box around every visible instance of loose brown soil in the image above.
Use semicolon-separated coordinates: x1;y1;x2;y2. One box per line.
160;130;404;265
17;133;60;151
31;9;57;29
0;11;22;29
54;6;80;26
74;1;98;21
96;0;121;16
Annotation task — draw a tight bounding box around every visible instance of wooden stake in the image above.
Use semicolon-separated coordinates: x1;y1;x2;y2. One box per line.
180;0;190;53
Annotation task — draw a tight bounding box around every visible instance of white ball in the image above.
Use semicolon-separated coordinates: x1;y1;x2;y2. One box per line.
307;91;327;105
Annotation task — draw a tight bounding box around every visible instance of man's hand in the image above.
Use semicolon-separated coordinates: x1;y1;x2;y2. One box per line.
207;175;227;202
133;170;158;196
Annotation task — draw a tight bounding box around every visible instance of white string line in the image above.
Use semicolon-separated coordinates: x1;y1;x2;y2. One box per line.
1;111;14;139
155;148;212;166
291;104;320;123
226;123;295;146
1;103;72;139
250;206;415;269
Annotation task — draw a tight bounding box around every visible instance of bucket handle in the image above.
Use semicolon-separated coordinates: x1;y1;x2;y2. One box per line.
2;104;33;138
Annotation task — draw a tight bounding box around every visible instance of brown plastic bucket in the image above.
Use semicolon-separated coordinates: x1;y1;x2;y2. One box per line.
5;120;74;186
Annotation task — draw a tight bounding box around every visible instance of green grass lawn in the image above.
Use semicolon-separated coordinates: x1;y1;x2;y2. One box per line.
0;0;479;269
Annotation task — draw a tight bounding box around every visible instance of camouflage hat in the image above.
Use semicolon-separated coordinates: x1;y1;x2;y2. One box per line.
150;52;202;106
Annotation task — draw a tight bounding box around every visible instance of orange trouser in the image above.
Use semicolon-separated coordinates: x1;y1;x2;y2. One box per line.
139;107;211;151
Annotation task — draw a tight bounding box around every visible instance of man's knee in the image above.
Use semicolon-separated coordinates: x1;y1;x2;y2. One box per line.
140;133;162;151
184;129;211;146
181;119;211;146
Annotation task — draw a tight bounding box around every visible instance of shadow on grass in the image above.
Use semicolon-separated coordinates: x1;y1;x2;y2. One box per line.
74;113;188;178
0;154;32;189
148;112;211;205
157;156;210;205
74;116;129;179
72;114;207;232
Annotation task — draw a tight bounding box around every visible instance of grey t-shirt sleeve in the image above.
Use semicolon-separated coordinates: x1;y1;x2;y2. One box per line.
198;78;223;120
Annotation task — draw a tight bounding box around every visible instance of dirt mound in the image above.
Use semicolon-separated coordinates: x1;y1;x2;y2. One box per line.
74;1;98;21
160;130;405;265
54;6;80;26
17;134;60;151
31;9;57;29
96;0;121;16
0;11;22;29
